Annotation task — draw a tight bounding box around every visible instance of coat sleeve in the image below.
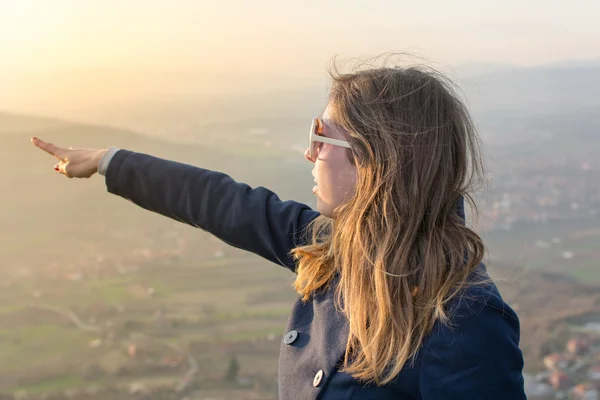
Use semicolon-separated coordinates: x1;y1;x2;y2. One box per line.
418;287;526;399
104;149;320;271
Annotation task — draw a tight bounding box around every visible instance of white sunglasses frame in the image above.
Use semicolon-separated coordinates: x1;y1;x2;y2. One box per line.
308;117;351;160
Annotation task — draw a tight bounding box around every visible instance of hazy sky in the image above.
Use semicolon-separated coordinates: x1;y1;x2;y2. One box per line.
2;0;599;72
1;0;599;118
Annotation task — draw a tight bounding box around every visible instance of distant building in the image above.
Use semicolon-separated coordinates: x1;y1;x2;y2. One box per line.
572;383;598;400
535;371;552;382
549;370;572;391
214;249;225;258
66;272;83;281
589;366;600;381
128;344;137;358
525;373;554;398
544;353;570;371
568;337;591;355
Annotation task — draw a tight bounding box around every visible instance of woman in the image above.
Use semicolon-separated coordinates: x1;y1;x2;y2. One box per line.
31;62;526;399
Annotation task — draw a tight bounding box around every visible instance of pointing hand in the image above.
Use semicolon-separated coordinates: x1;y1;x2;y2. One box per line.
31;137;108;179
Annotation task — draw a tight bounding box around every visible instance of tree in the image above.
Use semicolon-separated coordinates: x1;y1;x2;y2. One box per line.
224;355;240;382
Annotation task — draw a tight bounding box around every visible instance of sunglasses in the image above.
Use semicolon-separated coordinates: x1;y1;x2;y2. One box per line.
308;117;351;161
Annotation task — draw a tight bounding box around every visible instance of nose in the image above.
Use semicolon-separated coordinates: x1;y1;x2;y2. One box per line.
304;148;315;163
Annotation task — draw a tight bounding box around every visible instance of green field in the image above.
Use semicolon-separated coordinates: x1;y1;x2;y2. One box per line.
0;249;294;396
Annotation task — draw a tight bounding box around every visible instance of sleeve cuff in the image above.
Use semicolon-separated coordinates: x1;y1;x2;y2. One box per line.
98;146;120;176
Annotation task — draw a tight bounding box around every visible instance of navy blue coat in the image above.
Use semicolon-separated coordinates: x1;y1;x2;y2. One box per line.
103;149;526;399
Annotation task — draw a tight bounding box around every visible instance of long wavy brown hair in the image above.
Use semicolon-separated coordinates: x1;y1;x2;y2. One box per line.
290;56;487;385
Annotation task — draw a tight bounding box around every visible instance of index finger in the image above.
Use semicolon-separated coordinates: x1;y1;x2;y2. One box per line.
31;137;66;159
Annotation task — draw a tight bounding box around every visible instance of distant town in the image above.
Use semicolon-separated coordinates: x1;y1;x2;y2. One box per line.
480;155;599;232
527;325;600;399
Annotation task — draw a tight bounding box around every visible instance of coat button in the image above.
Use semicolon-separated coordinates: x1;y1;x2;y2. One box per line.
313;369;324;387
283;329;298;345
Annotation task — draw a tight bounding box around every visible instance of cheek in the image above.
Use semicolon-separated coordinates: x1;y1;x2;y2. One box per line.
316;148;357;199
338;165;357;199
334;149;357;193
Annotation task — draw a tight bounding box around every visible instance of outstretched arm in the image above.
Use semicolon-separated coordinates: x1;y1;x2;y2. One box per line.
31;138;319;272
103;149;319;271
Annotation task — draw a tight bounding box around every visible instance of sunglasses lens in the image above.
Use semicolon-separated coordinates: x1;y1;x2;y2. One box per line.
308;118;325;160
308;119;316;160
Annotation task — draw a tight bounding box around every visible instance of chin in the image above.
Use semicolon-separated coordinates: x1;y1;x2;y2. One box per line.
315;199;334;218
